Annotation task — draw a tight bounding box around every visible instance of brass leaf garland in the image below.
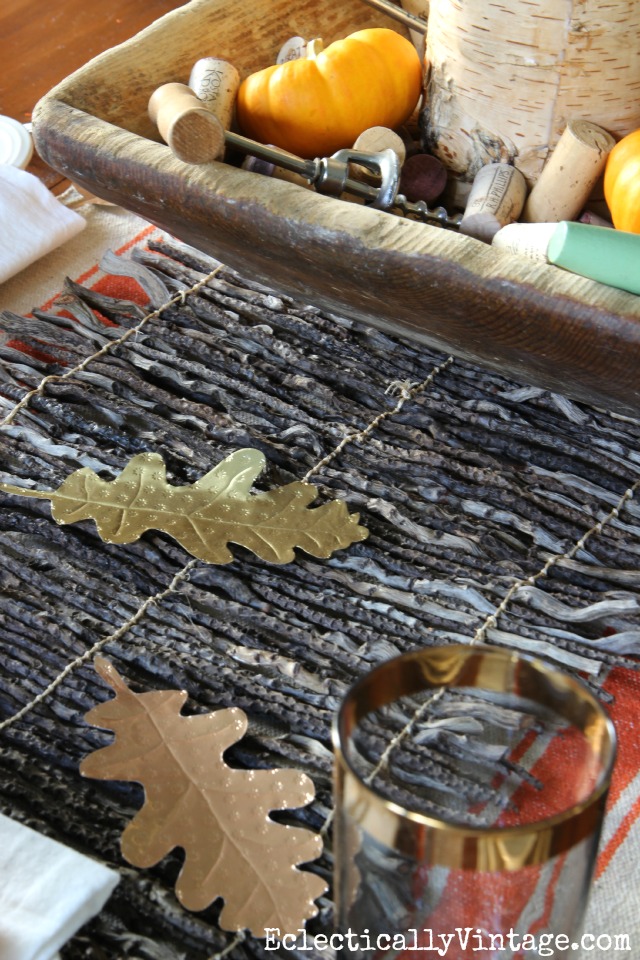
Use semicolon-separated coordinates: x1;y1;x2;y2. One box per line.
0;448;368;563
81;657;327;936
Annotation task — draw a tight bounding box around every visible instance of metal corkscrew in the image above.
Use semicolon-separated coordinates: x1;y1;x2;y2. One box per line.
224;131;461;230
148;83;459;229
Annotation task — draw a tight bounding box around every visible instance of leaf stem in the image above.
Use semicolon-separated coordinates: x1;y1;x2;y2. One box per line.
0;483;52;499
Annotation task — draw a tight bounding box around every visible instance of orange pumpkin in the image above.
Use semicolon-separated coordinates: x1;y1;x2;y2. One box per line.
236;28;423;159
604;129;640;234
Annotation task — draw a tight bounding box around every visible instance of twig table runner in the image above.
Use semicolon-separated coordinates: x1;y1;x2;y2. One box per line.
1;237;639;958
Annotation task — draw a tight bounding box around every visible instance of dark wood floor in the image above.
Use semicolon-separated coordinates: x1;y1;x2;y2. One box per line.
1;0;184;188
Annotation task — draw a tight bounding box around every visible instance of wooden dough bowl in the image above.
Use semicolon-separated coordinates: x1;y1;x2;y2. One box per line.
32;0;640;416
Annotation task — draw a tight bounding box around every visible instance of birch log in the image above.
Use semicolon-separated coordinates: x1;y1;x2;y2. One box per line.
422;0;640;187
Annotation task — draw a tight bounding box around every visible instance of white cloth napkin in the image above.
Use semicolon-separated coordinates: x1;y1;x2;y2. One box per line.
0;813;119;960
0;165;86;285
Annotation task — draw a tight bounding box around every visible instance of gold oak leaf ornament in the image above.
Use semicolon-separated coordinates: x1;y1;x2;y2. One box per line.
81;657;327;936
0;448;368;563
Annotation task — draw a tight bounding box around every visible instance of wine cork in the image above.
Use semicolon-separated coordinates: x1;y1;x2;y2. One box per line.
350;127;407;186
242;155;275;177
276;36;308;63
459;163;527;243
580;210;614;228
399;152;447;204
440;175;472;214
189;58;240;131
353;127;407;166
492;222;558;263
148;82;225;164
242;154;312;189
523;120;616;223
396;125;423;158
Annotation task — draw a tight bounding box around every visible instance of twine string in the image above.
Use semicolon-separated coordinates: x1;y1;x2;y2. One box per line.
302;361;453;484
0;560;200;733
210;933;246;960
0;329;453;731
1;254;638;960
471;482;639;645
2;254;637;747
0;276;457;958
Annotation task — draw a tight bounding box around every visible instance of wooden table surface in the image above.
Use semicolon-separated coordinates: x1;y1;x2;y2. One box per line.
1;0;185;189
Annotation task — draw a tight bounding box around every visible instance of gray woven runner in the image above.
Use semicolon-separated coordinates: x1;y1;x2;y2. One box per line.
1;237;639;958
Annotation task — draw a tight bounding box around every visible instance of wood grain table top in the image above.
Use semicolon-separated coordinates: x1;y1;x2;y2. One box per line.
1;0;185;189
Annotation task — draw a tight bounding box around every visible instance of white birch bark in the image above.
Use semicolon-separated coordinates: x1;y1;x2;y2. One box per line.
423;0;640;186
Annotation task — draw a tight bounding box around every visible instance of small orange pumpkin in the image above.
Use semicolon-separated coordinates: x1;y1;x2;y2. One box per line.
236;28;423;159
604;128;640;234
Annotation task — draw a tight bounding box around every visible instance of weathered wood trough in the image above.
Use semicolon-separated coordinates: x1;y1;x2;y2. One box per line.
32;0;640;416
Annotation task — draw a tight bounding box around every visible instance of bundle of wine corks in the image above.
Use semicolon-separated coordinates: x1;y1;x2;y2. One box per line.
146;36;453;214
456;119;617;244
148;61;615;236
146;34;620;257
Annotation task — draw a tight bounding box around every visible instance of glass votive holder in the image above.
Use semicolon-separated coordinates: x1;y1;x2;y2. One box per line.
332;644;616;959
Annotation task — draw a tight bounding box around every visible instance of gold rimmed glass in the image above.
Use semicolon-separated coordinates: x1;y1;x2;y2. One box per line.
332;644;616;959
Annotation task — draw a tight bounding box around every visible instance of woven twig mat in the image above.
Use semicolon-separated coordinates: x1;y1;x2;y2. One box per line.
1;236;640;958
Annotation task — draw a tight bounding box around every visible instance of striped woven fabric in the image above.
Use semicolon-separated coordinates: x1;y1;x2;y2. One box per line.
0;221;639;959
